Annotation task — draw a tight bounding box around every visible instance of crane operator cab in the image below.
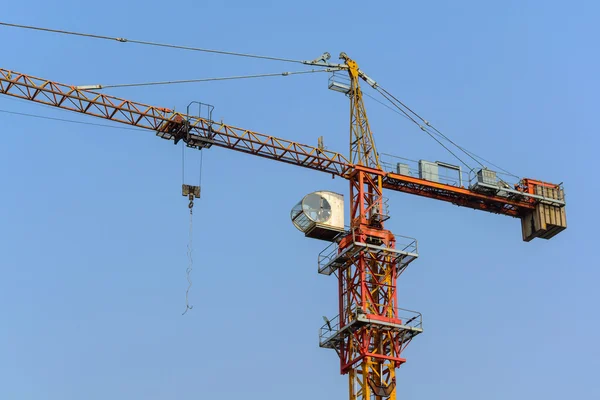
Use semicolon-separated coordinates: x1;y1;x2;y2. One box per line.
291;191;345;241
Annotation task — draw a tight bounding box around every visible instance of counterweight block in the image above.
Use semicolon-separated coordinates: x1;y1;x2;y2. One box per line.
520;180;566;241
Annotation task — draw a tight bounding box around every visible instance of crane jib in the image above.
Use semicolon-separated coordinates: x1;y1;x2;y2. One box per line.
0;67;565;240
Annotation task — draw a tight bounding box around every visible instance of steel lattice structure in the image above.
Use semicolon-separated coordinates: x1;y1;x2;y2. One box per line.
0;57;566;400
0;67;561;219
325;57;420;399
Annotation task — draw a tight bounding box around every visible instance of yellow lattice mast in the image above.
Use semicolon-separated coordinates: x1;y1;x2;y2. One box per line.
341;52;380;169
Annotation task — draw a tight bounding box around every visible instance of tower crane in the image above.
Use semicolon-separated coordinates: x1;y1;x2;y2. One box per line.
0;53;566;400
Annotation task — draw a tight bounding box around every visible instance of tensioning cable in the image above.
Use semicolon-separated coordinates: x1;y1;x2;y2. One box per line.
0;21;310;65
75;68;340;90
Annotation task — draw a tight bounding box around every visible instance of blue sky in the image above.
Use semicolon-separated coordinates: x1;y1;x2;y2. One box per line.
0;1;597;399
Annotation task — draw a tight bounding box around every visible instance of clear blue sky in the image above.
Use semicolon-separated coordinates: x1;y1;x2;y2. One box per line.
0;1;596;399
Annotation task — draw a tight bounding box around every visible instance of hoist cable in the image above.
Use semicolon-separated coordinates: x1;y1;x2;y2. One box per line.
182;210;194;315
181;146;203;316
198;149;203;188
181;141;185;185
77;68;339;90
0;21;308;65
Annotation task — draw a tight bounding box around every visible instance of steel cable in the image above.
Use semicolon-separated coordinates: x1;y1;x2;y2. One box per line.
374;87;474;172
0;21;308;65
78;69;339;90
0;108;145;131
182;210;194;315
374;85;519;178
377;86;483;169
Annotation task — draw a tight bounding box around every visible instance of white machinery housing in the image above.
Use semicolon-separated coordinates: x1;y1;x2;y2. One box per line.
291;191;345;241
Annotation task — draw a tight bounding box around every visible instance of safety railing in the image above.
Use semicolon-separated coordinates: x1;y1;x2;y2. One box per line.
318;240;342;272
465;170;566;206
319;313;342;346
319;307;423;347
380;152;518;189
379;152;565;206
328;71;352;94
317;229;418;275
379;153;472;188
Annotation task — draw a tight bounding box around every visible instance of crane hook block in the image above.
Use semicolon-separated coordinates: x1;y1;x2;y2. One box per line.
182;184;201;199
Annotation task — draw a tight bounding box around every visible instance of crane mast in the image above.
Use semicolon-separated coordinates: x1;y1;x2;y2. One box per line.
0;61;567;400
316;54;420;400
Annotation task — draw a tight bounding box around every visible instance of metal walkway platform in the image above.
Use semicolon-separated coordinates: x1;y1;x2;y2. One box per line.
318;235;419;276
319;308;423;350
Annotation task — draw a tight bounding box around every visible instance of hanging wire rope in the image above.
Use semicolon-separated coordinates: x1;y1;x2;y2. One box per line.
0;21;312;65
181;142;192;316
199;148;203;188
77;68;340;90
0;106;202;315
181;140;186;185
180;144;203;316
182;208;194;316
